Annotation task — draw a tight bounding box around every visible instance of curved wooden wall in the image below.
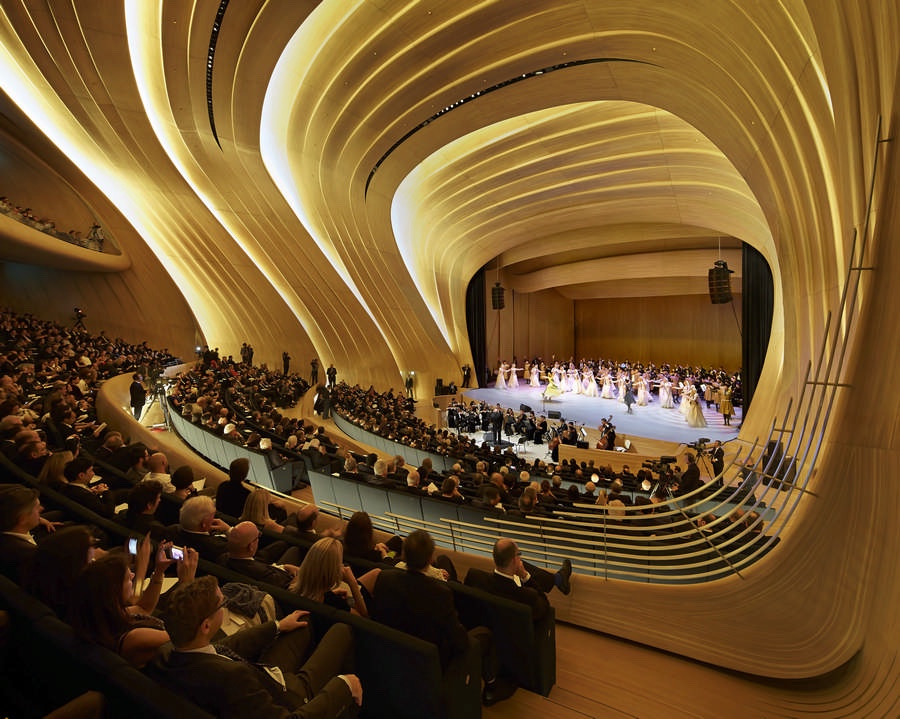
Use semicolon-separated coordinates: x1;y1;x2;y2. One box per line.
0;3;896;709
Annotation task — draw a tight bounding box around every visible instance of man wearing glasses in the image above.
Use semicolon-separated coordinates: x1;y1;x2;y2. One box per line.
152;576;362;717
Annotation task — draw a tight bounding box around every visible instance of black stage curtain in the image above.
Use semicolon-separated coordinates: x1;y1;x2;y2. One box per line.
466;267;487;388
742;243;774;414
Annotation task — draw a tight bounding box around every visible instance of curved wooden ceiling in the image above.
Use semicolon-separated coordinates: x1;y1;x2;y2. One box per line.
1;0;898;700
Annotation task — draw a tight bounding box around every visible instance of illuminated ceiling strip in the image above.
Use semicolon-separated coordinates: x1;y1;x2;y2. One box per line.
365;57;654;196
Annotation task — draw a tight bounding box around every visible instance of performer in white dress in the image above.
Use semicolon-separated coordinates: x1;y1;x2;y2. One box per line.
495;361;507;390
685;384;708;428
508;364;520;389
582;367;598;397
530;365;541;387
659;376;675;408
566;363;578;392
551;363;563;387
601;370;614;399
636;375;650;406
678;381;691;415
569;365;582;394
616;371;627;403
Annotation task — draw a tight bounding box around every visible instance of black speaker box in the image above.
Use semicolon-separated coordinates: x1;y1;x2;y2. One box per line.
491;283;505;310
548;410;562;420
708;266;733;304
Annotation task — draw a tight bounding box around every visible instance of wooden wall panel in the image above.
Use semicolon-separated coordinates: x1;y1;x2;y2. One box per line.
575;294;743;368
484;286;574;367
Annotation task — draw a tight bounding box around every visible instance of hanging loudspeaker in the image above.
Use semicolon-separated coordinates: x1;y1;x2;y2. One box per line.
708;261;733;304
491;282;505;310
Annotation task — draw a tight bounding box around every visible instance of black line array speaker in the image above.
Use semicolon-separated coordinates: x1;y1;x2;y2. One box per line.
547;410;562;420
708;262;733;304
491;282;505;310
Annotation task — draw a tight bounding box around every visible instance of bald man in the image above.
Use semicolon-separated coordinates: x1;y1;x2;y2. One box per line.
223;521;298;589
464;538;572;622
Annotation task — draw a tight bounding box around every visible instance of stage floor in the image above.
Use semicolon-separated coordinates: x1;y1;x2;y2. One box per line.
461;383;741;448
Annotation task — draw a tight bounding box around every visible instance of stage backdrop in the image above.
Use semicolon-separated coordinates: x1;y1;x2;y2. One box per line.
575;294;742;369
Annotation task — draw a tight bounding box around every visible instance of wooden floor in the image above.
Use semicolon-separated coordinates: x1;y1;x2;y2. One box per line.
483;621;848;719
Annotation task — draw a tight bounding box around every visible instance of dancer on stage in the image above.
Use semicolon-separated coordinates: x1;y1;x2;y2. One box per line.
542;375;563;400
720;383;734;425
567;364;581;394
600;369;614;399
530;364;541;387
636;374;650;406
684;384;707;428
551;363;563;388
678;381;691;415
616;370;627;403
495;361;508;390
508;363;520;389
658;375;675;409
582;366;598;397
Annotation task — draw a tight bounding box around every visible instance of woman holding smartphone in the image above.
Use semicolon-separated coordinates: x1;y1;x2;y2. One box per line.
68;536;198;667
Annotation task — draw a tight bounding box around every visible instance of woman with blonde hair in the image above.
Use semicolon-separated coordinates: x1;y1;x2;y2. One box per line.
239;487;296;535
289;537;376;618
36;450;73;490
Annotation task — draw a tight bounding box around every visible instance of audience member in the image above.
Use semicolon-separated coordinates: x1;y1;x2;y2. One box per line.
152;576;362;717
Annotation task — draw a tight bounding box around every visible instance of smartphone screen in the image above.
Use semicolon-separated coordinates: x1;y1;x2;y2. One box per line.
127;537;138;555
168;545;184;561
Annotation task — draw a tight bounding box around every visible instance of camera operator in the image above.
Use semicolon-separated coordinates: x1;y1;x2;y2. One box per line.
672;453;702;496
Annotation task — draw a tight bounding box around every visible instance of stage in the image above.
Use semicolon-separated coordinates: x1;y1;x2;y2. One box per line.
460;383;741;448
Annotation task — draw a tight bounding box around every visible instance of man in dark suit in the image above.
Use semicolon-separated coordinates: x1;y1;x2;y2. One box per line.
490;405;503;444
175;495;232;562
60;456;116;519
0;485;42;583
465;538;572;623
223;522;298;589
373;529;512;706
152;576;361;717
711;440;725;483
129;373;146;420
675;453;703;496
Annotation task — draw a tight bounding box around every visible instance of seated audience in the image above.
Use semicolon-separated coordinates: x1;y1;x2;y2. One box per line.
35;449;73;490
465;538;567;622
60;456;115;519
25;524;102;615
151;576;362;717
0;485;45;583
215;457;251;518
123;479;173;541
176;495;233;562
373;529;513;707
67;540;197;667
342;511;401;568
290;537;375;618
222;521;298;590
240;487;297;536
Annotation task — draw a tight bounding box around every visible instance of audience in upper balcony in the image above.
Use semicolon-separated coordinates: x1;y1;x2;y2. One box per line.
0;195;111;252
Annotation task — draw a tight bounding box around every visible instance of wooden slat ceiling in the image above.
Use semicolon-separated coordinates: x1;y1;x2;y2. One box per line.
1;1;897;699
